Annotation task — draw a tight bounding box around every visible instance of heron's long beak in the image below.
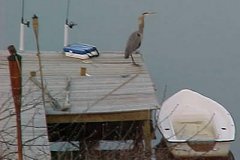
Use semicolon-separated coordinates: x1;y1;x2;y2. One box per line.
143;12;157;16
148;12;157;15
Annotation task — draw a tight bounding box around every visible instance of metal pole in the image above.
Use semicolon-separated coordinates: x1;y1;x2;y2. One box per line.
32;14;46;108
19;23;25;52
19;0;25;52
64;0;70;47
19;0;29;52
64;23;69;47
7;45;23;160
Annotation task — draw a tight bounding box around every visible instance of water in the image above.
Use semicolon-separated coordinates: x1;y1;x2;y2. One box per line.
0;0;239;158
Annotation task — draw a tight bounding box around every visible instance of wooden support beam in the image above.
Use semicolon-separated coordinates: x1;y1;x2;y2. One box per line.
47;110;151;123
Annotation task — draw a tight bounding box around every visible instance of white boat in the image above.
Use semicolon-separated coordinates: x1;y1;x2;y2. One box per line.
157;89;235;158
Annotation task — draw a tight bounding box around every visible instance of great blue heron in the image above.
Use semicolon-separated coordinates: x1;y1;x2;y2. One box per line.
124;12;156;66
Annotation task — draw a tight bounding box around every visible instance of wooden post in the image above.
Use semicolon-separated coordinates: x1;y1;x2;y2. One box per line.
143;120;152;155
80;67;86;76
143;110;152;157
7;45;23;160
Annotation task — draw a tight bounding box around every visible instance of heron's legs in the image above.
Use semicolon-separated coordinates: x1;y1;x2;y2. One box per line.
135;51;141;54
130;54;140;66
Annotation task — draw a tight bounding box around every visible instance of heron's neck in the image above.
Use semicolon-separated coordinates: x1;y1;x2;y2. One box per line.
138;16;144;34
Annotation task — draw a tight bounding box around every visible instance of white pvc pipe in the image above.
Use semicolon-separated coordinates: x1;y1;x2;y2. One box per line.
19;23;25;52
64;24;69;47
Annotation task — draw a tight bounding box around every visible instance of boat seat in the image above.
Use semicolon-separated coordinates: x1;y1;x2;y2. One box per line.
172;115;217;141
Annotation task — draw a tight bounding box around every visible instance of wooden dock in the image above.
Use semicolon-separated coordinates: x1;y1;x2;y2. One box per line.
0;50;160;159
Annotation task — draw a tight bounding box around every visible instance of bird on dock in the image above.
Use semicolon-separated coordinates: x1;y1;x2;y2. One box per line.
124;12;156;66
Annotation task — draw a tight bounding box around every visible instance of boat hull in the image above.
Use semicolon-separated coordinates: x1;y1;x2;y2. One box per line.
157;89;235;158
166;140;232;157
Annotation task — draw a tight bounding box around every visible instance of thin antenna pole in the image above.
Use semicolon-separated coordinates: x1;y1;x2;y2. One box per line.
66;0;70;24
21;0;24;22
32;15;46;108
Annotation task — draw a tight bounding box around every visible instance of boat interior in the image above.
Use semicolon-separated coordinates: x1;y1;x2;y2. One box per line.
172;114;217;141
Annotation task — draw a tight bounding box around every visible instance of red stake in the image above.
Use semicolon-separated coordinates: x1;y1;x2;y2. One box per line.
8;45;23;160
